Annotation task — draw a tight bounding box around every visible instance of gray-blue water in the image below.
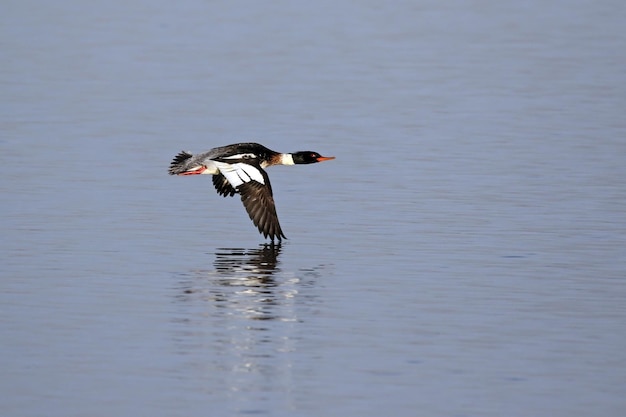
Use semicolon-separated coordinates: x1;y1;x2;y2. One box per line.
2;1;626;416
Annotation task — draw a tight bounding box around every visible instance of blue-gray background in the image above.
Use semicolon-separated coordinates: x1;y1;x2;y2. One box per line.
2;1;625;416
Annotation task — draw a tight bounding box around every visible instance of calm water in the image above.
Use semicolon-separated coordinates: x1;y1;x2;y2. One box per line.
2;1;626;416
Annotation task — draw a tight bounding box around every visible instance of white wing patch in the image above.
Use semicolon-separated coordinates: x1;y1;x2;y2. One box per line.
214;161;265;188
222;153;257;160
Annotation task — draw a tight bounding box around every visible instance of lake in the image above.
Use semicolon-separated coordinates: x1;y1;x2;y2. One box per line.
1;1;625;416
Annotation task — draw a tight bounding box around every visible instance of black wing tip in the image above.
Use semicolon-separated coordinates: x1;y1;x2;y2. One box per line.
168;151;193;175
266;229;287;242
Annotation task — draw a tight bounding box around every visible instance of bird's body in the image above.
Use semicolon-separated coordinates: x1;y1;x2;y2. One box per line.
168;142;334;241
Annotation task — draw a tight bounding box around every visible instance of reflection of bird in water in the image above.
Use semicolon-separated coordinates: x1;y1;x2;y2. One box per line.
176;244;326;323
171;244;316;397
177;244;287;321
214;244;282;285
213;245;284;321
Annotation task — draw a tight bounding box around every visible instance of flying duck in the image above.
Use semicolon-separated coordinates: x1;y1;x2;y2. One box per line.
168;142;335;241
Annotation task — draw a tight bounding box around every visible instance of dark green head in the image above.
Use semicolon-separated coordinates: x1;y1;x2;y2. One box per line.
291;151;336;164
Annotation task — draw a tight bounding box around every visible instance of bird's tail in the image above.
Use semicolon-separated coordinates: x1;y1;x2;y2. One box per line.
168;151;193;175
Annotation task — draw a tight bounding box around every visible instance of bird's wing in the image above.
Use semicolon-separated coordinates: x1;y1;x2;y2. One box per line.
213;161;266;188
214;161;286;241
239;179;286;241
212;173;237;197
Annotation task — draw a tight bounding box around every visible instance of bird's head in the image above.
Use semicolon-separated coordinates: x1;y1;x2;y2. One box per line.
291;151;336;164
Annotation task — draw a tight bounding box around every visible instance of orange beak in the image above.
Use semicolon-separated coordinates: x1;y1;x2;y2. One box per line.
316;156;336;162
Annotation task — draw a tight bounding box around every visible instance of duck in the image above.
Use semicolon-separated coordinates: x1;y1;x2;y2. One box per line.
168;142;335;241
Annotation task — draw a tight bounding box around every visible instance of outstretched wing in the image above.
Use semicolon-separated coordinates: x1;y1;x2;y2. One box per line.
213;161;286;241
239;179;286;242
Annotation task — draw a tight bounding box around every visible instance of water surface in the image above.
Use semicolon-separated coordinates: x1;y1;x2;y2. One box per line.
2;1;625;416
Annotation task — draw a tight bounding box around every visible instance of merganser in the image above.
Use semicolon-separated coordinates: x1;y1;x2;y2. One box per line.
168;142;335;241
